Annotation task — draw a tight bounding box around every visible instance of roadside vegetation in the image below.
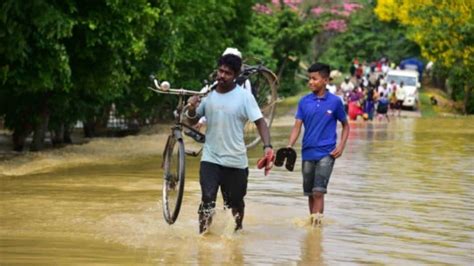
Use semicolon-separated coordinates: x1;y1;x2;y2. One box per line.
1;0;472;151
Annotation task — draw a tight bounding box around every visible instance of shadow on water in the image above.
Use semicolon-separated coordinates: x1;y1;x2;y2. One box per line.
1;117;473;264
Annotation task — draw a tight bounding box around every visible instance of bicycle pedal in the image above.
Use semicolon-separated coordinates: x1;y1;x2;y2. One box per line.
184;130;205;143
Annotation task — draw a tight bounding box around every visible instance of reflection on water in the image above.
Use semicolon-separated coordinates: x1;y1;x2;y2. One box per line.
1;117;473;264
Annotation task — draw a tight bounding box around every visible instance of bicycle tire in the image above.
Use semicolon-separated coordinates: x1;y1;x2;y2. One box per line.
162;134;185;224
243;67;278;149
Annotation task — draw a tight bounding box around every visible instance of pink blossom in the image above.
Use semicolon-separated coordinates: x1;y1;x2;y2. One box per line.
311;7;325;16
271;0;302;9
329;9;350;17
324;19;347;32
253;4;272;14
343;3;363;13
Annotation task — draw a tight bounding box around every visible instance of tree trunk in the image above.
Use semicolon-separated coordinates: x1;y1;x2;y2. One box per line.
463;85;472;115
52;124;65;146
83;119;96;138
12;127;31;152
30;112;50;152
63;125;73;144
277;56;289;81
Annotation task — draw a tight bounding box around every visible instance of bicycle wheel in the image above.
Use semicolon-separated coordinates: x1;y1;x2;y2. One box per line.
162;134;185;224
243;67;278;149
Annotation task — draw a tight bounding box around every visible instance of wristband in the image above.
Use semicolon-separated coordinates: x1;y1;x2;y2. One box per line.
263;144;273;150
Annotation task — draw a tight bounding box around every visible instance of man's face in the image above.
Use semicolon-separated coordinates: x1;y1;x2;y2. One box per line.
308;72;328;94
216;65;237;89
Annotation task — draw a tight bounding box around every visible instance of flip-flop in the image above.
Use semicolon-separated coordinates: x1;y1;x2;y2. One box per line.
285;147;297;171
274;147;297;171
274;147;288;167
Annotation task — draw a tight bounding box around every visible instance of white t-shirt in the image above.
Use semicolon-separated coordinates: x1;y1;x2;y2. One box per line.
396;86;406;101
197;85;262;168
326;84;337;94
340;81;354;93
198;80;252;125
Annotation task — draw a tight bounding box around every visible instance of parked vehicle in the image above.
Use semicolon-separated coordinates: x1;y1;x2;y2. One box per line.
386;69;420;110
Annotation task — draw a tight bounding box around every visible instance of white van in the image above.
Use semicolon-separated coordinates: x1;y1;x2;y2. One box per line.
386;69;420;109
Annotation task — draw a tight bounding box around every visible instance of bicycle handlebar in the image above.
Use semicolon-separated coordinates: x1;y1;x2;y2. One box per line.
148;75;210;97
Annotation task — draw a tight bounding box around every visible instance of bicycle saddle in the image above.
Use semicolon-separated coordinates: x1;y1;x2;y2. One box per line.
274;147;297;171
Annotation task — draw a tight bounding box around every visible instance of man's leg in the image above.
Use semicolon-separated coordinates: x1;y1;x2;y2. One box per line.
232;207;244;231
302;160;316;214
198;162;220;234
309;156;335;226
221;167;248;231
309;192;325;214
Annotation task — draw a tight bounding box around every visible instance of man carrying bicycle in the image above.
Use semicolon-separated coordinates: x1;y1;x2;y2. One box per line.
186;53;274;234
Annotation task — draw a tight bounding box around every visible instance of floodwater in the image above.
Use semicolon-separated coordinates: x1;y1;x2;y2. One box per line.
1;117;473;265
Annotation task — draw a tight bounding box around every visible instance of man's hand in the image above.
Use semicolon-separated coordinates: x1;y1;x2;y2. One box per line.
330;144;345;159
257;147;275;176
187;95;200;110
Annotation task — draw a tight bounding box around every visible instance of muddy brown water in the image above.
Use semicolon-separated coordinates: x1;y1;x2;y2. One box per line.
1;117;473;264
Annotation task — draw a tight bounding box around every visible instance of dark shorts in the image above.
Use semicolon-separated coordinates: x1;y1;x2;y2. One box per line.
377;104;388;114
198;161;248;214
396;100;404;109
302;156;335;195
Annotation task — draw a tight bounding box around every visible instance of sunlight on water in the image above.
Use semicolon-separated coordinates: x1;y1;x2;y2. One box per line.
1;117;473;264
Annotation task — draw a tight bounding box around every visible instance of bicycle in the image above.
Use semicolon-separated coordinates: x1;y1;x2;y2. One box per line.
149;64;278;225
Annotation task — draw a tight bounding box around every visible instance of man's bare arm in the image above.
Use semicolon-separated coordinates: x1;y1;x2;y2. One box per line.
255;118;271;148
330;120;350;158
287;119;303;148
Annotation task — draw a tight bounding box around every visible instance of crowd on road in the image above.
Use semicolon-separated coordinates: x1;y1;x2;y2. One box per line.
327;58;409;122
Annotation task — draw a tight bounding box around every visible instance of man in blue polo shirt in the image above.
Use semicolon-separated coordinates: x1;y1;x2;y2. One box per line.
286;62;350;226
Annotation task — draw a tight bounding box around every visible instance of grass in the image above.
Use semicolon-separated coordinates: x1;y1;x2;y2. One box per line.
418;85;463;117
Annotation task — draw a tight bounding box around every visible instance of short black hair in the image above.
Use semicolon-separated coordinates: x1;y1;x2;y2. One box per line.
307;63;330;78
218;54;242;75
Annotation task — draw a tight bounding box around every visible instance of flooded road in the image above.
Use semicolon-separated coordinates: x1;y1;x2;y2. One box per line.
1;117;473;264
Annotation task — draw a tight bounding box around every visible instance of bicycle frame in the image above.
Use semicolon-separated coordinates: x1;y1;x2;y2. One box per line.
149;76;210;159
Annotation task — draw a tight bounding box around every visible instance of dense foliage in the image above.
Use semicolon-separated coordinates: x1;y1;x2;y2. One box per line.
0;0;254;150
2;0;469;151
318;5;420;72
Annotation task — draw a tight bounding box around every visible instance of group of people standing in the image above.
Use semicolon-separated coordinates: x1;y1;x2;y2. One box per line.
327;59;407;122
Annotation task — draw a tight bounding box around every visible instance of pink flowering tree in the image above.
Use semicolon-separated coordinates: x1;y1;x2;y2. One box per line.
248;0;364;94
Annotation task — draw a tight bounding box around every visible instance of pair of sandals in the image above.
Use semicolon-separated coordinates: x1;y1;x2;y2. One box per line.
274;147;297;172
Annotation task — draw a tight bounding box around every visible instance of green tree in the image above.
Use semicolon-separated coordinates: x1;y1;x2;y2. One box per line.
115;0;254;122
247;3;318;96
0;0;74;150
64;0;160;137
319;6;420;71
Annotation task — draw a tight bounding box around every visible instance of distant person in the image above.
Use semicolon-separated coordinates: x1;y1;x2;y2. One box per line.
355;63;363;80
285;63;350;226
395;82;406;116
326;78;337;94
340;76;354;94
364;87;375;121
389;86;398;116
348;87;364;120
376;92;390;122
335;86;347;113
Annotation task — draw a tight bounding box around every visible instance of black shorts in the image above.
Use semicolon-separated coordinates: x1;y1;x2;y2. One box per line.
396;100;404;109
198;161;248;213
